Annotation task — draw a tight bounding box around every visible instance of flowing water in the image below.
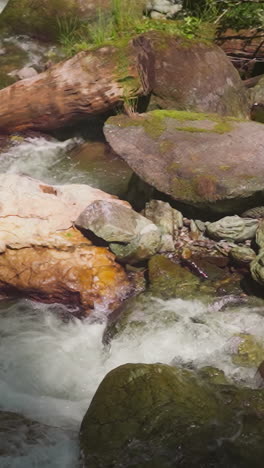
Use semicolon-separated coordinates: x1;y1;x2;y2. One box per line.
1;137;264;467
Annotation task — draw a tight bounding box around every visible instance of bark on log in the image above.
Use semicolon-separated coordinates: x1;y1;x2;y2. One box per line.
0;37;154;132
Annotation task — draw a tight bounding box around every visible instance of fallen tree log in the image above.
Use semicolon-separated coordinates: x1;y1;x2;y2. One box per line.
0;36;154;133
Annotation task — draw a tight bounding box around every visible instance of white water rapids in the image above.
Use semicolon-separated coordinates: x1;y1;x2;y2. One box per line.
1;138;264;467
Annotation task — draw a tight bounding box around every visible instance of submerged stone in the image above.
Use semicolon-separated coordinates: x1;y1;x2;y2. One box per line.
149;254;201;299
231;333;264;368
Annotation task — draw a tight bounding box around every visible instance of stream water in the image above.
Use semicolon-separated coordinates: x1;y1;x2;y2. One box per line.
1;137;264;467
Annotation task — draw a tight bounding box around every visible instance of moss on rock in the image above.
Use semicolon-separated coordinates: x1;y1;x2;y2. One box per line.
149;254;201;299
80;362;264;468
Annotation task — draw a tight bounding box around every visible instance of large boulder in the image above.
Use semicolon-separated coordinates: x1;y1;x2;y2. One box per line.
145;31;249;117
105;110;264;215
0;0;145;40
80;363;264;468
0;174;131;314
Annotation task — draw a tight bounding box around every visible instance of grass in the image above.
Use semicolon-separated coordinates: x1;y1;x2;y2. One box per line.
57;0;216;57
184;0;264;30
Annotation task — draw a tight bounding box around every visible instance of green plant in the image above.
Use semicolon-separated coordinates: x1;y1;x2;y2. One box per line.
184;0;264;30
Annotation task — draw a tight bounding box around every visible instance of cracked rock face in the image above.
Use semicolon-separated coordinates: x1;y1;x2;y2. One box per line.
0;174;131;314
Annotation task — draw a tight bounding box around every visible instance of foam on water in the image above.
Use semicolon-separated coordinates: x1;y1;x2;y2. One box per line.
0;137;84;184
1;297;264;467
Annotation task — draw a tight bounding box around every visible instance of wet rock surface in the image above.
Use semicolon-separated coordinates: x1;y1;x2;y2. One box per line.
80;363;264;468
0;410;75;458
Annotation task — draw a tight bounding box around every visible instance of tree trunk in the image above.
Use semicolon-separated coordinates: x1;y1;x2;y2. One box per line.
0;37;154;133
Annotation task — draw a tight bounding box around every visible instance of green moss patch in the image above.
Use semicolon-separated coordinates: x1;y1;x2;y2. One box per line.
108;110;242;140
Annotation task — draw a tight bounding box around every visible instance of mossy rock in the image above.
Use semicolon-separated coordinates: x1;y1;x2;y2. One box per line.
198;366;230;386
149;254;201;299
105;110;264;215
80;363;264;468
232;333;264;368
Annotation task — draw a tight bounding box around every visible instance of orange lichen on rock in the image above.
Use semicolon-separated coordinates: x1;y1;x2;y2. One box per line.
0;238;131;315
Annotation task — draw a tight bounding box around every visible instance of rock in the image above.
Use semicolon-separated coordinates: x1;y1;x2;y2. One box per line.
255;360;264;388
104;110;264;215
149;254;201;299
206;216;258;242
76;200;161;263
146;0;183;18
229;246;256;266
0;174;131;313
0;35;63;90
251;102;264;124
80;363;264;468
79;363;229;468
250;75;264;104
103;292;171;344
197;366;230;386
0;174;128;251
70;141;133;198
256;220;264;247
231;333;264;368
241;205;264;219
0;410;72;458
145;32;248;117
13;66;38;80
0;235;130;315
142;199;183;251
250;248;264;287
0;0;145;40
